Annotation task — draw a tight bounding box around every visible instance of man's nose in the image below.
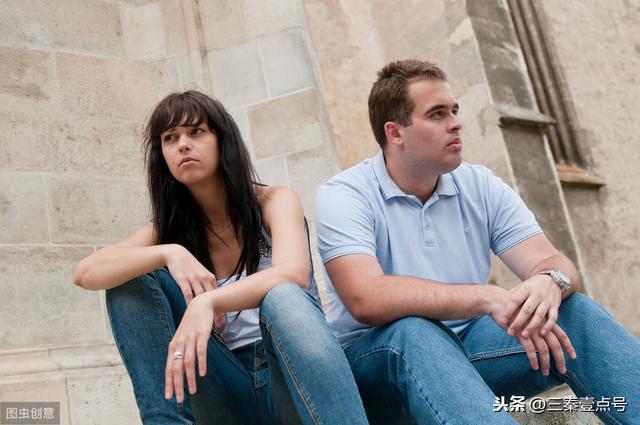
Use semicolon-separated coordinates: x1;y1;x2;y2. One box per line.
449;115;462;133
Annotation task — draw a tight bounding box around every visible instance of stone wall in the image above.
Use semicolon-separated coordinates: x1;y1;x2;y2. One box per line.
0;0;337;423
534;0;640;335
1;0;637;423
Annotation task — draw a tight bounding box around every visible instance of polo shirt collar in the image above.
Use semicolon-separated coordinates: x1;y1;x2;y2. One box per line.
372;150;459;200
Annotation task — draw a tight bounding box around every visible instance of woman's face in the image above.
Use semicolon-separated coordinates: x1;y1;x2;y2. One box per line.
160;122;221;187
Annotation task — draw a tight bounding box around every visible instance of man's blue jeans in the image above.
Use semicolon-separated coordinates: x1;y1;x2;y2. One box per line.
344;293;640;425
106;268;368;425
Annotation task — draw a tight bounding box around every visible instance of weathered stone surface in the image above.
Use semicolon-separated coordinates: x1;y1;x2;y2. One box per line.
48;177;149;245
51;117;145;178
243;0;306;39
0;111;56;172
157;0;189;55
0;46;57;113
0;374;70;424
198;0;246;51
248;89;327;159
260;30;316;97
122;3;166;61
0;172;49;244
0;0;124;56
0;246;107;349
303;0;382;168
66;367;141;425
536;0;640;336
254;155;289;187
0;111;144;178
55;52;155;123
286;145;340;222
208;43;268;108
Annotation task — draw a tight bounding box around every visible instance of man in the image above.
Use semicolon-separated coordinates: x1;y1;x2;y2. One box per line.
315;59;639;424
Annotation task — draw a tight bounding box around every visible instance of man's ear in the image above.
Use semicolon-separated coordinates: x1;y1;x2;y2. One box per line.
384;121;404;147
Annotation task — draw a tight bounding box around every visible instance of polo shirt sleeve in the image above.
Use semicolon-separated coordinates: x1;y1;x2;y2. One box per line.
315;180;377;264
485;169;543;255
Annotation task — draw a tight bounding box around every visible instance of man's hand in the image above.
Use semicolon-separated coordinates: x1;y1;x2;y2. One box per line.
517;324;576;375
501;274;562;338
486;285;575;374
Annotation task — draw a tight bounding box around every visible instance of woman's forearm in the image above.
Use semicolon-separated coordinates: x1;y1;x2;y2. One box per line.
204;265;308;313
73;244;172;291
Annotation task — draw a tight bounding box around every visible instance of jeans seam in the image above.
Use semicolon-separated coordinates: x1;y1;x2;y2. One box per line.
350;345;447;425
467;347;527;361
559;370;623;425
139;271;194;424
260;318;322;425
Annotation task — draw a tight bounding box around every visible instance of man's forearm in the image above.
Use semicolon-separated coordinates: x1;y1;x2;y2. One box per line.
348;276;503;326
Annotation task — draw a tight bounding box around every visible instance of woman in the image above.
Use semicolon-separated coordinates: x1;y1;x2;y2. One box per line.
73;91;368;425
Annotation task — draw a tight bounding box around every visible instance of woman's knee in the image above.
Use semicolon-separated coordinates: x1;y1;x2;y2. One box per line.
260;282;319;321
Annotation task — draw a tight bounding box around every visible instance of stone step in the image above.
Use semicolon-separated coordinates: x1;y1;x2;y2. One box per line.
0;344;606;425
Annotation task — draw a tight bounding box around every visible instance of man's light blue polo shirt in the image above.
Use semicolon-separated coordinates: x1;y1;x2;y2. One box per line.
315;150;542;347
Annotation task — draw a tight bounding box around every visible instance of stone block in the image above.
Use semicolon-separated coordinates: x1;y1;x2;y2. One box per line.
229;107;253;157
0;172;49;244
0;111;56;172
254;155;289;187
248;89;327;160
286;145;340;222
147;57;182;103
260;30;316;97
48;176;149;245
0;246;108;349
157;0;189;55
208;43;268;108
55;52;155;123
0;374;70;425
0;111;144;178
0;0;124;56
122;3;167;61
242;0;306;39
0;46;57;114
66;367;141;425
51;116;145;178
198;0;246;50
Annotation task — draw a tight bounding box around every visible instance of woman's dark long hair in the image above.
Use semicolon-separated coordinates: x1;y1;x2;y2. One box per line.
143;91;261;278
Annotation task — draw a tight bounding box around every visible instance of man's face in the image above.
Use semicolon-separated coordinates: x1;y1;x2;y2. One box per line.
396;79;463;175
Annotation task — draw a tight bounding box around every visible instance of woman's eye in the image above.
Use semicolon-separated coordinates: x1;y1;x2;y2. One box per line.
163;134;176;142
192;128;205;135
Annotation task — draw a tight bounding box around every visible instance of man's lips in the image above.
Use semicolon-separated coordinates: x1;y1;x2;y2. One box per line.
447;137;462;150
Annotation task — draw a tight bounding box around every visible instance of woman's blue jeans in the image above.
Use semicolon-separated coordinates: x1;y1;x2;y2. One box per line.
106;268;368;425
344;293;640;425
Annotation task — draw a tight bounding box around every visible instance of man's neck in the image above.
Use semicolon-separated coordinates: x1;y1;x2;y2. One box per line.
385;154;440;204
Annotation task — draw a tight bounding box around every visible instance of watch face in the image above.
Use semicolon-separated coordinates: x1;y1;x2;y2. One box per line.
552;270;570;286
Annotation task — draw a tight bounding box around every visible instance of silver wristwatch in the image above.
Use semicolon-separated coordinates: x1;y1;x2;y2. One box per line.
536;269;571;294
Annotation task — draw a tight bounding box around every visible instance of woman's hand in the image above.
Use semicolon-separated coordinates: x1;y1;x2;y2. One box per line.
165;293;214;403
163;244;225;328
163;244;217;304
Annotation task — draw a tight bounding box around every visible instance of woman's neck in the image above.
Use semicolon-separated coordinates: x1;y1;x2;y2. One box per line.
187;176;230;229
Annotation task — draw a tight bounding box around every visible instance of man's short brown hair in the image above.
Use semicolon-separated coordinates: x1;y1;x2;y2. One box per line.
368;59;447;148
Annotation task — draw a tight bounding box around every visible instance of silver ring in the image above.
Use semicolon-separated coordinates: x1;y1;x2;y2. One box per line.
173;351;184;360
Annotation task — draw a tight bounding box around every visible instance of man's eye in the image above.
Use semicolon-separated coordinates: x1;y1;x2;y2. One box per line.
431;111;442;118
